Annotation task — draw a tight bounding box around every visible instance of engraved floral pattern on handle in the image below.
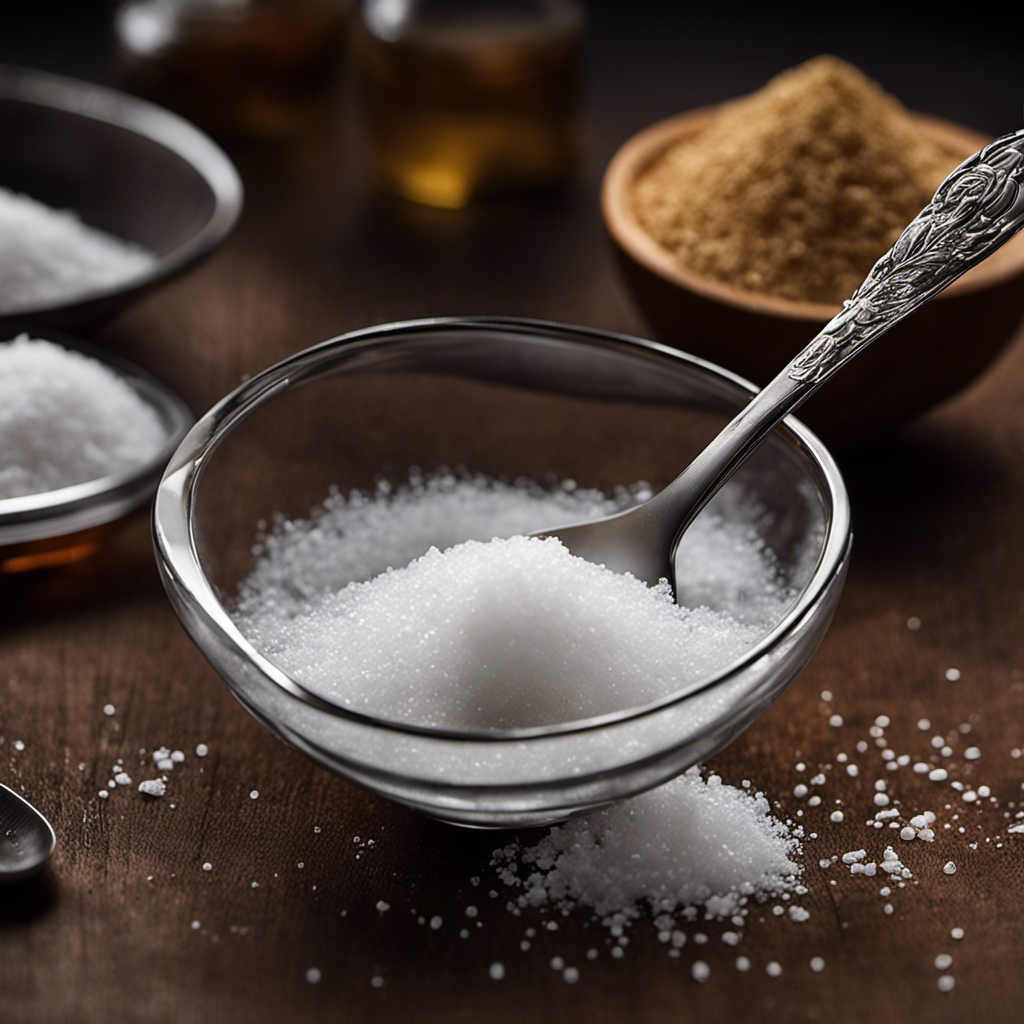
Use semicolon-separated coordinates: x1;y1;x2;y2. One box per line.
789;129;1024;385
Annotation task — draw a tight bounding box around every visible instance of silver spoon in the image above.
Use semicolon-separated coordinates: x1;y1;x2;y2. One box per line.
0;783;56;881
536;128;1024;590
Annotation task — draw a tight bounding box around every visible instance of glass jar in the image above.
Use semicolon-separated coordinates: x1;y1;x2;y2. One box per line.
115;0;351;137
355;0;586;207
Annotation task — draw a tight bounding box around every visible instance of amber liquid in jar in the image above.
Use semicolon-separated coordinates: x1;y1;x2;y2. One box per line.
115;0;350;138
357;0;585;208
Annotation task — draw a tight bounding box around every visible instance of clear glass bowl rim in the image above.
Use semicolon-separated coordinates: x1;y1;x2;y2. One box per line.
154;315;852;743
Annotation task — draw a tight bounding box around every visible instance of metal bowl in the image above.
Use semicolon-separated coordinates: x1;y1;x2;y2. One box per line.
154;317;851;827
0;64;242;332
0;332;194;572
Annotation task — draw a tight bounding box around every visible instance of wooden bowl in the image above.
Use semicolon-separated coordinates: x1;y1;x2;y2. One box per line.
601;107;1024;444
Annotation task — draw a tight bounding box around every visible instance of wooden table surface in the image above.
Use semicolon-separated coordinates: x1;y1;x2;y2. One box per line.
3;6;1023;1022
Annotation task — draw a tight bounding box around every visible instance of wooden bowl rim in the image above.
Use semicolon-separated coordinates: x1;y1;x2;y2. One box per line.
601;105;1024;323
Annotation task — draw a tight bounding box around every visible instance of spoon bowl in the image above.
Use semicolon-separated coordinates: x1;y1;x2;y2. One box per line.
0;784;56;881
541;129;1024;590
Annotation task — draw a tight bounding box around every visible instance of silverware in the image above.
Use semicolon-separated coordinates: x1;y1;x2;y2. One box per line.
536;129;1024;590
0;783;56;881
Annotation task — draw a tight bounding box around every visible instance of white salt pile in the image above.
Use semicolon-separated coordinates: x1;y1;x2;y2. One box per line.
0;186;156;312
493;769;802;924
233;474;793;730
0;335;167;499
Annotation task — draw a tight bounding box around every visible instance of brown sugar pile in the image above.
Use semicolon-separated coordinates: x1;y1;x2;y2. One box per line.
632;56;964;305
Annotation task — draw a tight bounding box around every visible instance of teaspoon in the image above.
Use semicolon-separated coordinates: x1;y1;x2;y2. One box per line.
0;783;56;881
535;128;1024;590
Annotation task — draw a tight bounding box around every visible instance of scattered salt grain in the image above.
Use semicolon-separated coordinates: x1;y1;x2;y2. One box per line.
493;768;800;930
196;744;209;757
937;975;955;992
943;862;957;875
934;953;952;969
103;704;116;716
810;956;825;972
138;779;167;797
488;962;505;981
691;961;710;982
306;968;321;984
0;336;166;499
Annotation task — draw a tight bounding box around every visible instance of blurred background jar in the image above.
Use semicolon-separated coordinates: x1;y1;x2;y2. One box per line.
114;0;352;138
355;0;586;208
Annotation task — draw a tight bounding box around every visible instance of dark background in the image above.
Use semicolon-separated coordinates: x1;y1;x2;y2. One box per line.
2;3;1023;1023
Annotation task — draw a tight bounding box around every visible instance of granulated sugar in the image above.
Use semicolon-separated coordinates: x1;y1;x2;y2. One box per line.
232;474;793;730
0;336;166;499
0;186;156;313
493;768;802;924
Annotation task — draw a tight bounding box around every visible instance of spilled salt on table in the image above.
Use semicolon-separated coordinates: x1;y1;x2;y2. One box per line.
0;186;157;313
492;768;802;925
232;473;794;730
0;335;166;499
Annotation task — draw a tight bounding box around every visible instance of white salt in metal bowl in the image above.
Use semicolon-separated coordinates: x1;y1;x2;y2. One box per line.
0;332;194;572
0;64;242;332
153;317;851;828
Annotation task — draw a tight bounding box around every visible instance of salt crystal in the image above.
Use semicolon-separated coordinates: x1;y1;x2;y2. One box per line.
810;956;825;972
0;337;165;499
494;768;800;929
937;975;955;992
138;779;167;797
691;961;710;982
306;968;321;984
234;475;794;730
964;747;981;760
489;963;505;980
0;188;156;313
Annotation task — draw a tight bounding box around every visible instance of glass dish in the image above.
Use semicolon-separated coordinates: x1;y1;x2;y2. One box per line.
154;317;851;827
0;333;194;572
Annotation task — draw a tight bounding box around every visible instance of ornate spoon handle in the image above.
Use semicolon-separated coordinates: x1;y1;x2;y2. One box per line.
788;128;1024;384
639;128;1024;577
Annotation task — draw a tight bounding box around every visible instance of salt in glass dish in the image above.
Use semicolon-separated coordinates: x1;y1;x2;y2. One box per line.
153;317;851;828
0;333;194;573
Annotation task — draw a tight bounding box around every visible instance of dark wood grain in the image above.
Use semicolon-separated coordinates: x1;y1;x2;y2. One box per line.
2;6;1023;1023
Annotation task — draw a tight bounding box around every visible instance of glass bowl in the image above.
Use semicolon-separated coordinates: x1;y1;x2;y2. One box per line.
0;64;242;332
154;317;851;828
0;332;194;572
